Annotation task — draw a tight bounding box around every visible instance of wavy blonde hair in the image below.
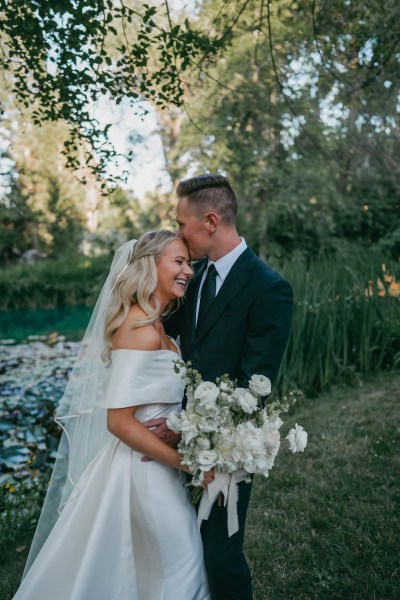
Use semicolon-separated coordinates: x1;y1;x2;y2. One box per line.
103;229;181;363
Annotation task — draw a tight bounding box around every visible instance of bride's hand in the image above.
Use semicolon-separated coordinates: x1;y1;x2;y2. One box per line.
201;468;215;489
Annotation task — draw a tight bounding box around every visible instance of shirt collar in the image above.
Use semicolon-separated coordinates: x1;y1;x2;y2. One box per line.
207;238;247;282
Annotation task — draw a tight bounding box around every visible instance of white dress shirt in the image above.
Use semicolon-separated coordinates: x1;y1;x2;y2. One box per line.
196;238;247;323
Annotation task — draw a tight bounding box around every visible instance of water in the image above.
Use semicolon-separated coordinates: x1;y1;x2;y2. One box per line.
0;305;93;342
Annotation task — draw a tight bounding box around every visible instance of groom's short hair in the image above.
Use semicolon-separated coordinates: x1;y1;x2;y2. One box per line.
176;174;238;225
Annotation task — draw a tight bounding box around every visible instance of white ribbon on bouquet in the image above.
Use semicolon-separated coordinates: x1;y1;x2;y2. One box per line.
197;469;248;537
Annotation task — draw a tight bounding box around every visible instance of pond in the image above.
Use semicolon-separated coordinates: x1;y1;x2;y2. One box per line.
0;337;79;487
0;306;92;343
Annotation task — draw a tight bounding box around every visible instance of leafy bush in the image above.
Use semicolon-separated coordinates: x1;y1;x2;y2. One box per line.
0;253;111;310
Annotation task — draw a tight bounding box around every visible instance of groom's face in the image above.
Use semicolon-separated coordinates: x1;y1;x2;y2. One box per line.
176;197;210;261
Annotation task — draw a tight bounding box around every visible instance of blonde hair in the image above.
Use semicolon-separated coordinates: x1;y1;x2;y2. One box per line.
103;230;181;363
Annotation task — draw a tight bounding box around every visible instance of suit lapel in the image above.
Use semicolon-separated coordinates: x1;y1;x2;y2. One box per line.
193;248;256;348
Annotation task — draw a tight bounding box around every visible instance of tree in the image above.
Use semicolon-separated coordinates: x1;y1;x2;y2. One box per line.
0;0;223;186
156;0;400;257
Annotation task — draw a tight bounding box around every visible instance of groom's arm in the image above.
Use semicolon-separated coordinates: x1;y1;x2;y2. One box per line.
239;276;293;386
142;418;179;446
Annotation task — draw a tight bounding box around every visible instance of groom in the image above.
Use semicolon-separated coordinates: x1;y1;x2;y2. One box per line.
148;174;293;600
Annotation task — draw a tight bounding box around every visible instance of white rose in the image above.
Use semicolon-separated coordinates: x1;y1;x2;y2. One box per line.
166;411;182;433
196;436;211;450
286;423;308;453
197;449;218;470
194;381;219;409
233;388;259;414
249;374;271;397
219;381;231;393
192;401;208;417
197;416;219;433
179;412;200;443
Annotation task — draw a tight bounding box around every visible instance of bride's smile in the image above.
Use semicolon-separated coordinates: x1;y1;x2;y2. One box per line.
155;239;193;306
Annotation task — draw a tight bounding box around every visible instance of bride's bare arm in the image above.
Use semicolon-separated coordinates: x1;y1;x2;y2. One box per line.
107;409;214;486
107;407;188;471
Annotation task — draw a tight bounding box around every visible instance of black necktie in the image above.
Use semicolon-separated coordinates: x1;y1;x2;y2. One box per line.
197;264;217;326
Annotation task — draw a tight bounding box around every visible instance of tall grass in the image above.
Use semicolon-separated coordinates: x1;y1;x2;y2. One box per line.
275;252;400;395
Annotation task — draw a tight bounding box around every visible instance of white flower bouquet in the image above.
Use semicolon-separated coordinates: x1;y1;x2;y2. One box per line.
167;360;307;536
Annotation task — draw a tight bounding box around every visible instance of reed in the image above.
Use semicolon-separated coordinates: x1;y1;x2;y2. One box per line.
275;250;400;395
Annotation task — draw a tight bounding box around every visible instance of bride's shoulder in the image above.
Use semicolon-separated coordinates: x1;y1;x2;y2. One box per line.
112;307;162;352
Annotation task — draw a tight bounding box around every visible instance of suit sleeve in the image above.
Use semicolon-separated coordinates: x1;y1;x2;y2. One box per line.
239;276;293;386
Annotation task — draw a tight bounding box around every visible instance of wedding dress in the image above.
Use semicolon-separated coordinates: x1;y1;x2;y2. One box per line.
13;348;210;600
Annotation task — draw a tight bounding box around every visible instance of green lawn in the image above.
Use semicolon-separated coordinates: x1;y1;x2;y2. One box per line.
246;371;400;600
2;372;399;599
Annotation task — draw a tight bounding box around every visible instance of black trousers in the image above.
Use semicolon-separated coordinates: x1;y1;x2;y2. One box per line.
200;479;253;600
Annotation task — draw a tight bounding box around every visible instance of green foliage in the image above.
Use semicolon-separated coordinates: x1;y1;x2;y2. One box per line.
0;120;88;260
2;1;399;259
158;0;400;259
0;0;222;184
0;253;111;310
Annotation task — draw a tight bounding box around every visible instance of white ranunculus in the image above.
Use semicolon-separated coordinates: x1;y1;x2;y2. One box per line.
263;430;281;469
197;449;218;470
166;411;182;433
234;424;266;465
286;423;308;453
255;456;270;471
249;374;272;397
233;388;259;414
267;415;284;431
194;381;220;409
242;459;257;473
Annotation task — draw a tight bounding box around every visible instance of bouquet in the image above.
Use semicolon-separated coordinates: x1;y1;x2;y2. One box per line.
167;360;307;536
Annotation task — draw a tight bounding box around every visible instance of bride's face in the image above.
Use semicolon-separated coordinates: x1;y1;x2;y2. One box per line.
155;239;193;304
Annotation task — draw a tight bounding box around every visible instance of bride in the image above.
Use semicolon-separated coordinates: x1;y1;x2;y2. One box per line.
13;230;212;600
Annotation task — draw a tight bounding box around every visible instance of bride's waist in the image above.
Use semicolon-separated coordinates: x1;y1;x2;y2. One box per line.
135;402;181;423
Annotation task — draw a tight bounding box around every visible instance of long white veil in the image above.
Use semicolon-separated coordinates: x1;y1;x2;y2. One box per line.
24;239;136;575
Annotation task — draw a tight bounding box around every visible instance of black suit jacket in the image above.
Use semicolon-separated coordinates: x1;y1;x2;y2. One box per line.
165;247;293;387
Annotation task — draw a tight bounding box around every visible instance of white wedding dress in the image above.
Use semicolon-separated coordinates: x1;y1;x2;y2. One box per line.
13;348;210;600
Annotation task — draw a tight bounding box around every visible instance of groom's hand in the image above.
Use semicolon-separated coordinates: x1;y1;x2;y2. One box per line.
141;418;180;461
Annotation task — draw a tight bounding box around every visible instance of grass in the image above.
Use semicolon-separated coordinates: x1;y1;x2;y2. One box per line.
0;478;48;600
246;371;400;600
2;372;399;599
275;253;400;394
